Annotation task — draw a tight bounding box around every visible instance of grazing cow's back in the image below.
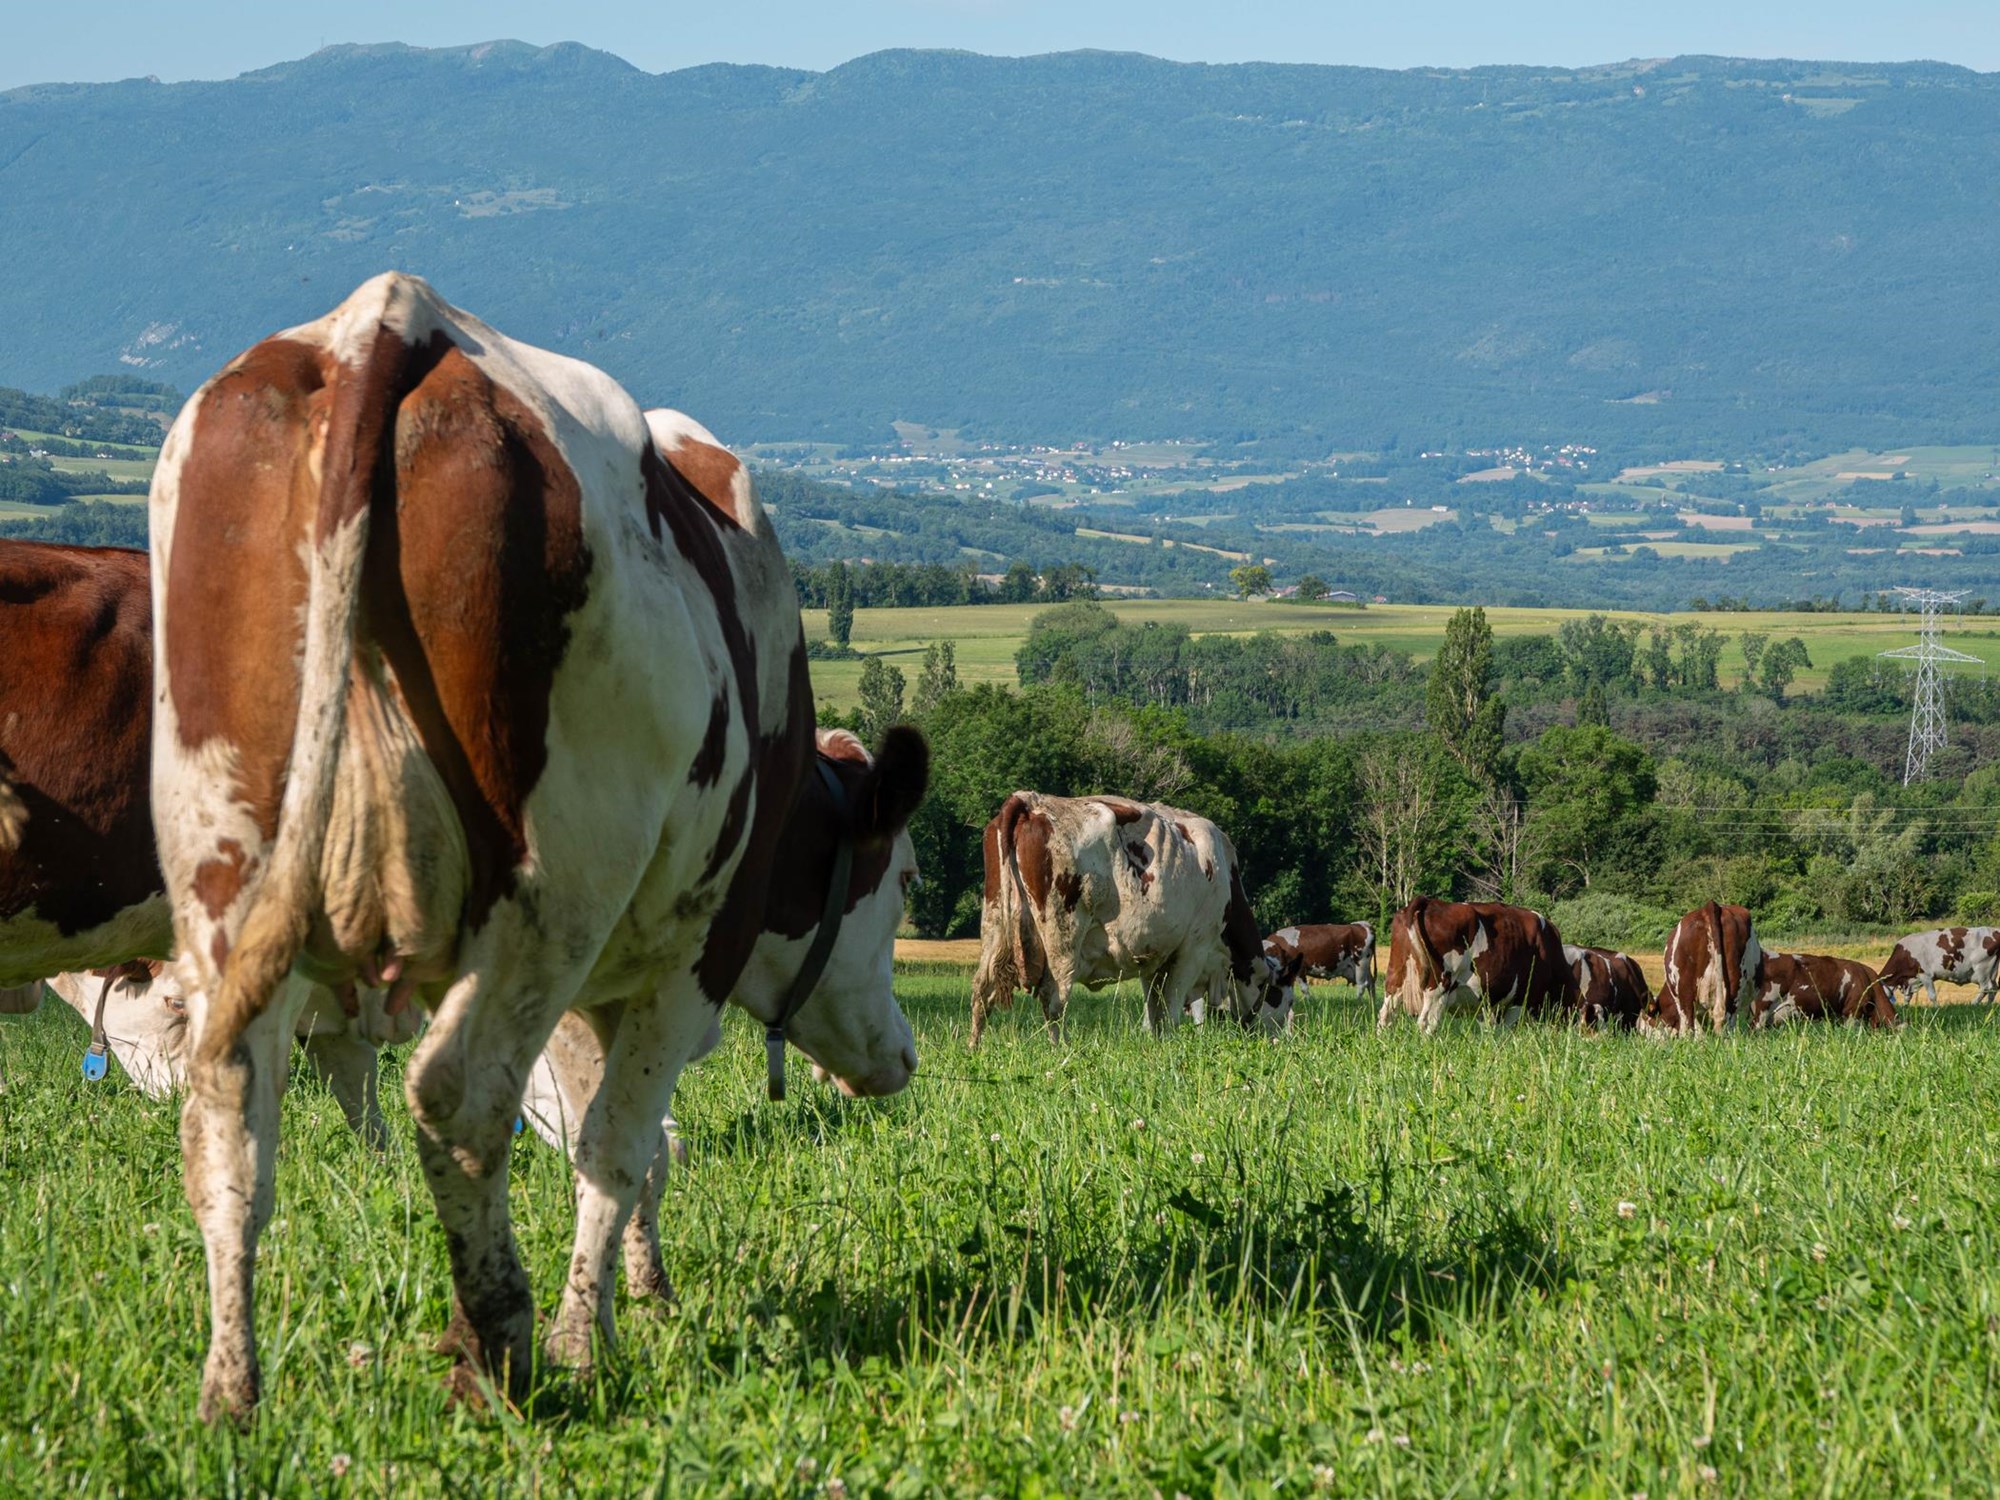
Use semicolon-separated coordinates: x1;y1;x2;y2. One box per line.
1754;951;1898;1028
970;792;1273;1041
0;542;164;981
1875;927;2000;1006
1563;944;1651;1030
1644;902;1762;1035
1382;898;1574;1031
153;274;922;1420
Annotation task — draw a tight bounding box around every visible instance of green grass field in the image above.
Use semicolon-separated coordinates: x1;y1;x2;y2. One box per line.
4;976;1998;1496
802;600;1997;712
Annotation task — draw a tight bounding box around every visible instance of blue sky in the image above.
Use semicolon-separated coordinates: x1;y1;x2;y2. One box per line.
6;0;1997;90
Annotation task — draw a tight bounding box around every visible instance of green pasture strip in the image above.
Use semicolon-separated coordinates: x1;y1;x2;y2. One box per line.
45;455;156;481
1;428;160;456
3;982;1997;1495
801;600;1997;711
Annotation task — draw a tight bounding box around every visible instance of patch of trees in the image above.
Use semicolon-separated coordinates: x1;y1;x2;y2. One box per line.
0;384;164;447
0;457;148;506
0;500;148;548
1011;602;1425;731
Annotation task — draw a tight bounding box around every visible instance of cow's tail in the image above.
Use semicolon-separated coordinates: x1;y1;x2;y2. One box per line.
1394;899;1440;1014
1000;797;1047;993
196;275;433;1065
0;768;24;854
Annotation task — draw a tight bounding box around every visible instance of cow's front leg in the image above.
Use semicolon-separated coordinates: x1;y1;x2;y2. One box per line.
183;988;305;1424
546;982;716;1375
300;1027;388;1150
1417;988;1450;1034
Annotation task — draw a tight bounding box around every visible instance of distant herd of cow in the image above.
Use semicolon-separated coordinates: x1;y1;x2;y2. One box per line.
0;277;1990;1423
965;789;1990;1039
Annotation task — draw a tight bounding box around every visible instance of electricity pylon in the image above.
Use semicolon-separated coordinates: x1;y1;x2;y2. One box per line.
1879;587;1984;784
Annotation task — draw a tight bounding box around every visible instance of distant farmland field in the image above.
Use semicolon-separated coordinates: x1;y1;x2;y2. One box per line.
801;599;1998;712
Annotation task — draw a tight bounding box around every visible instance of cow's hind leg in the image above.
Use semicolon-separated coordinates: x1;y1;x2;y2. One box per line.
183;986;308;1423
545;982;718;1374
300;1028;388;1150
1038;974;1071;1043
404;962;570;1409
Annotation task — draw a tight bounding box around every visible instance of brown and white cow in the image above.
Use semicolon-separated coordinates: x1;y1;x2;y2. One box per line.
0;539;412;1130
969;792;1277;1043
1641;902;1763;1035
1265;923;1376;1006
1753;951;1899;1029
150;274;924;1419
1381;897;1575;1031
1874;926;2000;1007
1563;944;1652;1031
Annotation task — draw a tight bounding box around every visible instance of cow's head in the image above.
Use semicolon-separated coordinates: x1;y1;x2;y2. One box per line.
1873;944;1921;1001
736;726;928;1098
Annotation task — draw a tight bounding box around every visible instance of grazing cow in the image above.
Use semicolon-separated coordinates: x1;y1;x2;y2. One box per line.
1874;926;2000;1006
970;792;1277;1043
1381;898;1575;1031
1641;902;1762;1035
150;274;924;1420
1265;922;1376;1005
1563;944;1652;1031
1753;951;1899;1029
0;540;411;1126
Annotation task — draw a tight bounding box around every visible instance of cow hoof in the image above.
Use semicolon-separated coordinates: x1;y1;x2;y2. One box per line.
542;1312;602;1375
197;1362;260;1427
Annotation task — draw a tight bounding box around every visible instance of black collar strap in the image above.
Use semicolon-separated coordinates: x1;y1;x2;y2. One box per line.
767;759;855;1101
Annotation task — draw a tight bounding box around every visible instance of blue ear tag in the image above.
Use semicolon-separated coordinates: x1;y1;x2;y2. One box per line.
512;1116;526;1137
81;1045;109;1082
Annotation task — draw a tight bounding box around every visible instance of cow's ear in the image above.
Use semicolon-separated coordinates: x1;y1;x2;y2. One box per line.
858;725;929;840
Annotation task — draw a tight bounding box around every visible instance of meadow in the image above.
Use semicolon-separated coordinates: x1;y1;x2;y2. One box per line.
4;969;1998;1497
800;600;1999;713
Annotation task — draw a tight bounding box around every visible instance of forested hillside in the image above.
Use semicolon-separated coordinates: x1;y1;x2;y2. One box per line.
5;45;2000;451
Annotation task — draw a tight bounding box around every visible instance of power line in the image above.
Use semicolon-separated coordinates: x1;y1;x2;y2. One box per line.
1880;588;1985;785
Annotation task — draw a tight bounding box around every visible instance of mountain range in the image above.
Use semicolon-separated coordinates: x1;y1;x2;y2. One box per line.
4;43;1998;453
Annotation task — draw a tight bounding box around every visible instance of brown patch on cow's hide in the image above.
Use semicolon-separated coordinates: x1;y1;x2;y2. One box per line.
0;541;165;938
695;639;816;1001
758;733;922;942
193;839;253;921
1172;821;1193;846
1220;862;1263;980
1940;928;1967;966
1094;798;1144;825
1015;810;1055;909
688;694;730;788
211;930;230;970
641;445;762;799
1202;859;1215;881
368;342;593;929
165;337;326;840
701;771;755;883
1054;871;1083;911
654;437;750;530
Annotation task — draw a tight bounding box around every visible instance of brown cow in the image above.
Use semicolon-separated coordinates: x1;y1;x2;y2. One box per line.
1381;897;1574;1031
1753;951;1899;1029
1264;923;1376;1006
1641;902;1762;1035
0;540;410;1126
1563;944;1651;1031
